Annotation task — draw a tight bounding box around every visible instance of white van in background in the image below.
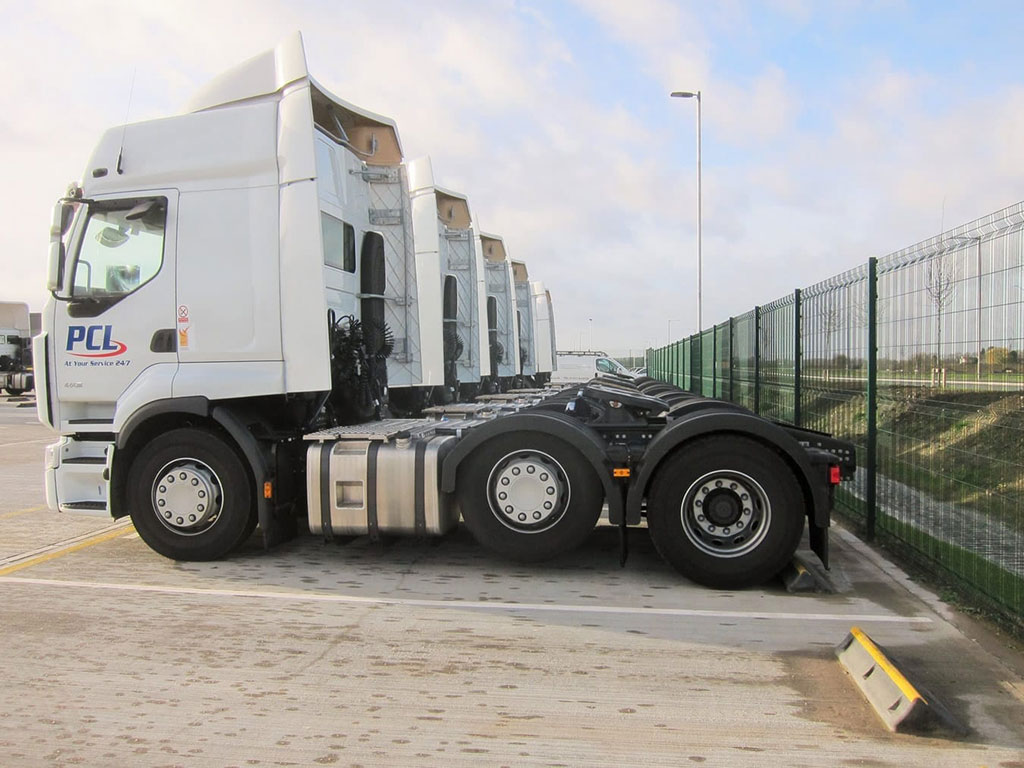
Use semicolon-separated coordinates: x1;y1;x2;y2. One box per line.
551;351;638;384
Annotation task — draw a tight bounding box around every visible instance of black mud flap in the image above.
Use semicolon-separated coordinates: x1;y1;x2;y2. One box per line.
809;522;829;570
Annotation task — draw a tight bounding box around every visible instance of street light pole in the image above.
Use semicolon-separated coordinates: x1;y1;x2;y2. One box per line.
589;317;593;351
670;90;702;335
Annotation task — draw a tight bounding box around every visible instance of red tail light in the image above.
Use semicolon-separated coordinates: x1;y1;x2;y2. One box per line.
829;465;841;485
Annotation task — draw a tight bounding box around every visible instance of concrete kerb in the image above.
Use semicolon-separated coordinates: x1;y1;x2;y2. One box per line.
835;626;967;737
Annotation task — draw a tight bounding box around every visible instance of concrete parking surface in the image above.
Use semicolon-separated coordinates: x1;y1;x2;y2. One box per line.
2;396;1024;767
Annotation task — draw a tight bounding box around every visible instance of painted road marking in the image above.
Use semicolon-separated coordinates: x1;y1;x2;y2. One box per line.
0;522;133;576
0;505;46;520
0;439;51;450
0;576;933;624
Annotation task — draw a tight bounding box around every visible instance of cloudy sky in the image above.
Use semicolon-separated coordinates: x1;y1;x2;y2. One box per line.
2;0;1022;355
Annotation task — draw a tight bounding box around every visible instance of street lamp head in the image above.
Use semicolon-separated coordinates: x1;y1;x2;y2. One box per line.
671;91;699;99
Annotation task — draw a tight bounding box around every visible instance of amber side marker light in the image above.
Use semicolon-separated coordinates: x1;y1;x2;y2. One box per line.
264;482;274;499
613;468;631;478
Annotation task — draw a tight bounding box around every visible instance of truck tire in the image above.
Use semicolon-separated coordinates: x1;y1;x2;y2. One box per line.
456;431;603;562
646;435;804;589
127;427;256;561
4;387;24;396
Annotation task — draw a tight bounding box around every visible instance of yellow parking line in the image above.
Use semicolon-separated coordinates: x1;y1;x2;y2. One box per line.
0;525;134;577
0;505;47;520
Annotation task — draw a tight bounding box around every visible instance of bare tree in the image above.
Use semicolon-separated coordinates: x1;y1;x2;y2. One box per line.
816;294;843;381
925;253;957;369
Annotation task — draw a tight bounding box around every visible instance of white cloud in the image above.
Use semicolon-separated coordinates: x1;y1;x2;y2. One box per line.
1;0;1022;359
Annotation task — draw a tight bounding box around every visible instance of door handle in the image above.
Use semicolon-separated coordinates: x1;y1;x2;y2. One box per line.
150;329;177;353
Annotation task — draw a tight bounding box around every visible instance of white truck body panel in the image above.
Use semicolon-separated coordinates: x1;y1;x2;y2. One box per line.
478;233;519;379
408;157;484;388
530;280;554;375
0;303;31;334
512;260;535;377
41;32;438;444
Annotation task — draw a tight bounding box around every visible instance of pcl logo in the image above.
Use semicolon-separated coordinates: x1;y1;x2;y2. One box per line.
66;325;128;358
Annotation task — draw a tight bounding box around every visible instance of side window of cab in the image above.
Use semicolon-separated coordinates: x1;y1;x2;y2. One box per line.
69;197;167;316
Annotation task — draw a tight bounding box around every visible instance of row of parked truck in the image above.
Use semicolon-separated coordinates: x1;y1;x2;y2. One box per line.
37;33;854;587
0;302;34;396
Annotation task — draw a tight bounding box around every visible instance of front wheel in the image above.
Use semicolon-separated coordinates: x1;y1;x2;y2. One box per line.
456;431;604;562
127;427;256;561
646;436;805;588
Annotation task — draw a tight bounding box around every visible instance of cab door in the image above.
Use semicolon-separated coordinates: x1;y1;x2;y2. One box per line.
52;192;178;429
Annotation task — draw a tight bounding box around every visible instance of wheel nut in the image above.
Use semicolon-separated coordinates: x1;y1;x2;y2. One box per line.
546;487;555;495
730;482;737;490
159;486;166;493
164;512;171;519
708;525;716;532
191;479;198;486
505;506;513;514
543;502;552;510
501;478;510;486
743;508;751;515
167;476;174;483
533;512;541;520
512;467;521;475
180;473;187;480
723;527;730;534
498;492;507;500
736;521;744;528
741;493;748;500
540;473;548;481
189;515;196;522
198;491;206;499
158;499;165;507
695;499;702;507
197;505;205;512
518;513;527;522
526;465;535;474
176;517;184;524
697;515;705;522
715;480;723;488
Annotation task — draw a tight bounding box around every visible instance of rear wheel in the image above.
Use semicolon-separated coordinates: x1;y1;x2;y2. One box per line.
4;387;24;396
646;436;804;588
456;431;603;562
127;427;256;561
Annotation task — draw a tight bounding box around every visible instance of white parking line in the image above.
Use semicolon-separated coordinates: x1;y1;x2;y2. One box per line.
0;439;50;450
0;576;933;624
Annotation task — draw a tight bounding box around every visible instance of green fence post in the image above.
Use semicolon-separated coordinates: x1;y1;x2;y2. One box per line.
794;288;802;427
712;326;718;397
728;317;735;403
753;306;761;415
866;257;878;541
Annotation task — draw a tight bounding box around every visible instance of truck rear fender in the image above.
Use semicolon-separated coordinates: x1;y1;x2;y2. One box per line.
626;409;831;535
439;410;621;523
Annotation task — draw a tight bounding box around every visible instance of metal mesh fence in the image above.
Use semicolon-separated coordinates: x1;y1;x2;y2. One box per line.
646;201;1024;623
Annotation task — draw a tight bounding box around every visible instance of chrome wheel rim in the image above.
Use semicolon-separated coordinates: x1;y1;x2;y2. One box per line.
152;458;224;536
486;449;570;533
679;469;771;558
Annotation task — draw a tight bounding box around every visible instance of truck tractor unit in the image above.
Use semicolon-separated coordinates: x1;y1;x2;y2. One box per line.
0;302;34;396
38;34;855;588
531;283;556;384
511;260;536;383
478;232;520;391
408;158;488;402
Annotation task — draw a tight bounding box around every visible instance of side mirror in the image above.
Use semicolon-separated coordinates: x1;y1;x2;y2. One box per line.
47;201;75;296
